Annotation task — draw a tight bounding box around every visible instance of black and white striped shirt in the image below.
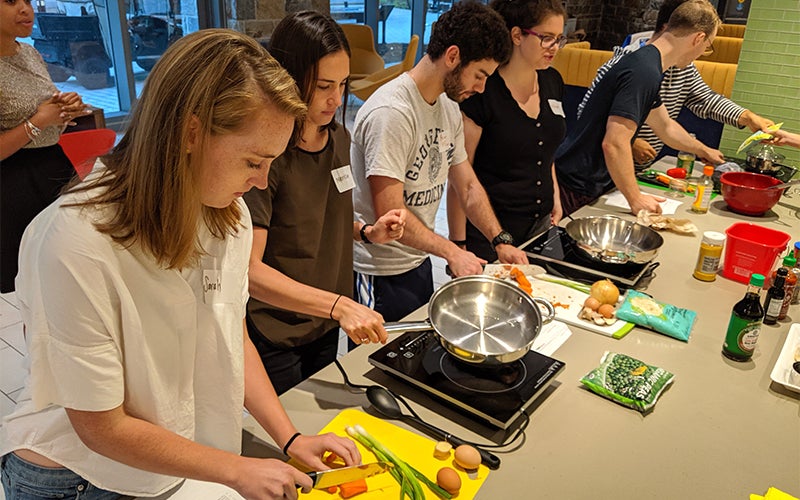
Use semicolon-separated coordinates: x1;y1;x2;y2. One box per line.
578;45;745;164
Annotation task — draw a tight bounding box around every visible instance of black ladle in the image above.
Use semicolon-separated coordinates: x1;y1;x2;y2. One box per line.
366;385;501;470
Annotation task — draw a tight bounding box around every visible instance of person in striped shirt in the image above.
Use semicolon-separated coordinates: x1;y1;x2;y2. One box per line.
578;0;773;168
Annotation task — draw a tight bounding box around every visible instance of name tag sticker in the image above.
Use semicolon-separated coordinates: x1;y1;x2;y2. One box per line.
202;269;239;304
332;165;355;193
548;99;565;117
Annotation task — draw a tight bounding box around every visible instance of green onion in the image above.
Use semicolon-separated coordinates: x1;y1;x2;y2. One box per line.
534;274;591;294
346;425;452;499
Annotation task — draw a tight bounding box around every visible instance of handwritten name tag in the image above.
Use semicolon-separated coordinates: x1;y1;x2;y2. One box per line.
202;269;239;304
331;165;355;193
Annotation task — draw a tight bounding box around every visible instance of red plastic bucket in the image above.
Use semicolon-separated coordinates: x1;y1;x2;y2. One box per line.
722;222;791;283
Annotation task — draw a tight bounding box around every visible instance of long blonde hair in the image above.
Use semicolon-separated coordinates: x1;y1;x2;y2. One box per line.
71;29;306;270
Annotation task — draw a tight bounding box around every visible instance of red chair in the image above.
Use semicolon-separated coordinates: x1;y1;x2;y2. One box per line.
58;128;117;180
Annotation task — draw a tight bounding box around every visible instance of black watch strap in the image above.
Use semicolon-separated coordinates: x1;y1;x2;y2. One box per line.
491;230;514;249
359;223;373;244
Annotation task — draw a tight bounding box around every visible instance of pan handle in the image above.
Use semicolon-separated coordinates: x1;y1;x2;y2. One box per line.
382;321;434;334
531;297;556;324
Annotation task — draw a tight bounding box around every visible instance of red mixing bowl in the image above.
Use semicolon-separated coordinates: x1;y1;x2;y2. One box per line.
719;171;785;216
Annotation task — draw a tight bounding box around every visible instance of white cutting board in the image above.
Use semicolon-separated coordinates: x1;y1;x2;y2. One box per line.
484;264;635;339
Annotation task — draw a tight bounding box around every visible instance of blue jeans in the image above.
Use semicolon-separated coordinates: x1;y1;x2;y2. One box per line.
1;453;122;500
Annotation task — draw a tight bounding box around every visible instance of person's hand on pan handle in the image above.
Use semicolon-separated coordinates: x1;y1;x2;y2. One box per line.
331;296;388;345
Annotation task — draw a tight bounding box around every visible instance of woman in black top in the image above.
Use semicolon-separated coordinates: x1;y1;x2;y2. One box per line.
448;0;567;261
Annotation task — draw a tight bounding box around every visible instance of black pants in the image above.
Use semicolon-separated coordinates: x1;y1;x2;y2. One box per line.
1;144;74;293
354;257;433;323
246;317;340;395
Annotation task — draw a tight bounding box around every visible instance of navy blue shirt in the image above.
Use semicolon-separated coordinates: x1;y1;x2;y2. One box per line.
555;44;664;199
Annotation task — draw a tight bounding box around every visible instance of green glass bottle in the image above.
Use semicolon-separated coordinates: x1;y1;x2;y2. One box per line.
722;273;765;362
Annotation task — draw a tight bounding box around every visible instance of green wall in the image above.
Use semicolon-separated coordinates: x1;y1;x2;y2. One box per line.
718;0;800;166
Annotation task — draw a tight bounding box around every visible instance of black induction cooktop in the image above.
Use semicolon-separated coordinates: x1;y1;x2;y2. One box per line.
368;330;565;429
523;226;659;290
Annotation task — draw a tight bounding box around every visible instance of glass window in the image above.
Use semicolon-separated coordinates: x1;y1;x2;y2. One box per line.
25;0;198;116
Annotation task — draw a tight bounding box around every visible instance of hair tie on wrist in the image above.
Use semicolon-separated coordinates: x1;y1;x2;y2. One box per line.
450;239;467;246
282;432;302;455
329;294;343;320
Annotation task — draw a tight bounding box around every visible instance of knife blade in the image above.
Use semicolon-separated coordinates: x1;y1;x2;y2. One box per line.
307;462;391;489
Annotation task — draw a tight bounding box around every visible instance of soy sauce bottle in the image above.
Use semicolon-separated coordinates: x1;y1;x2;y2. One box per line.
722;273;765;362
763;268;787;325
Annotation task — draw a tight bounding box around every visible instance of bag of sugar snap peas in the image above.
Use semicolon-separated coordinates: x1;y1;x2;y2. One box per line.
580;352;674;412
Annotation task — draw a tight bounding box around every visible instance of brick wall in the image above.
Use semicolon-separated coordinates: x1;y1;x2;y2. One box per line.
718;0;800;164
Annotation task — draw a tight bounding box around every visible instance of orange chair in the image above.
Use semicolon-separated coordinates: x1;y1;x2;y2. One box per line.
58;128;117;180
350;34;419;101
341;23;385;81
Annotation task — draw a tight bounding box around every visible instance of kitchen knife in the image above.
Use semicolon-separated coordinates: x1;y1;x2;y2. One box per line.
307;462;391;489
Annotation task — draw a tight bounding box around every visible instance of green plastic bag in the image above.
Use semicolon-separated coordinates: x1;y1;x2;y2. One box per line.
580;352;674;412
615;290;697;342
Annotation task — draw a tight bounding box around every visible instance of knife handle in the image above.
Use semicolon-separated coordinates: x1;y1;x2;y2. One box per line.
446;435;501;470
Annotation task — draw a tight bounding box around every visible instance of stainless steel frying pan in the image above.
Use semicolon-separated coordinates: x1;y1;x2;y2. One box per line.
384;275;555;365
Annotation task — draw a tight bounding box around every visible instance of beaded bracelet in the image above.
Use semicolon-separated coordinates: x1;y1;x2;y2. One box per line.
282;432;302;455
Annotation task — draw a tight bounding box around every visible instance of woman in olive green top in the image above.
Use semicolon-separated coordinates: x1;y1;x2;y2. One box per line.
243;11;405;394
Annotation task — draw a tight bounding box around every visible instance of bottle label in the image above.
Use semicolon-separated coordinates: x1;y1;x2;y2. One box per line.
723;316;761;357
700;255;721;273
766;298;782;318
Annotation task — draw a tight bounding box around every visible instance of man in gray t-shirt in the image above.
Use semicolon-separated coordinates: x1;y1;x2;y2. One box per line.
351;1;527;321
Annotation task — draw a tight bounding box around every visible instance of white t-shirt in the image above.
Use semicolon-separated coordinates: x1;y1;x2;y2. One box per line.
0;169;251;496
351;72;468;276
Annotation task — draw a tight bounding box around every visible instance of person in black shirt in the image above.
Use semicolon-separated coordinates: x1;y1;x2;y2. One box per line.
449;0;568;261
555;0;724;216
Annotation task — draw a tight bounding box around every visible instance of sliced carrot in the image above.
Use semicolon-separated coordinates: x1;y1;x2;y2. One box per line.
338;478;368;498
510;267;532;294
327;486;339;494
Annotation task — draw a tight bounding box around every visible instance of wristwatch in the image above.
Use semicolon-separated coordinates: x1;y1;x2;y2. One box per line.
359;223;373;244
491;230;514;249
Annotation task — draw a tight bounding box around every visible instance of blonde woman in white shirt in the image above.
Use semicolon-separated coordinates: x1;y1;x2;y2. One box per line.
0;29;359;500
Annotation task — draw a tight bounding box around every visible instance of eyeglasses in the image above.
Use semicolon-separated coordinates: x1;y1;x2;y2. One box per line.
522;28;568;49
702;42;715;56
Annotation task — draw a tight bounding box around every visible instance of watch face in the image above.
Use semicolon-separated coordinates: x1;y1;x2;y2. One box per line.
493;231;514;247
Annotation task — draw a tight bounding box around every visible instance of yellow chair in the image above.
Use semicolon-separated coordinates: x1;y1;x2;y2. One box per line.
694;60;737;98
350;34;419;102
550;44;613;88
341;23;385;81
697;36;742;64
720;23;746;38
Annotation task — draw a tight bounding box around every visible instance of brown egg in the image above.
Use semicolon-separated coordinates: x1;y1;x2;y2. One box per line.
453;444;481;470
584;297;601;311
436;467;462;495
598;303;615;319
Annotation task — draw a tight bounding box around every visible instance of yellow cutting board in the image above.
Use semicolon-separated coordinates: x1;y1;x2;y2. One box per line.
302;408;490;499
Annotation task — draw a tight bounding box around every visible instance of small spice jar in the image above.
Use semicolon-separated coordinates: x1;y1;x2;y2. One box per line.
693;231;726;282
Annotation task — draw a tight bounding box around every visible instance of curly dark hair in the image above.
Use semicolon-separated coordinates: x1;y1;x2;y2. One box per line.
426;1;511;65
489;0;566;32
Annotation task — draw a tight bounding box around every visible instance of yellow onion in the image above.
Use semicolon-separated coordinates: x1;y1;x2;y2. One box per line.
590;279;619;305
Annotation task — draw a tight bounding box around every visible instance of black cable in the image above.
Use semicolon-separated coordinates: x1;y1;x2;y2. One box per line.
333;359;528;450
